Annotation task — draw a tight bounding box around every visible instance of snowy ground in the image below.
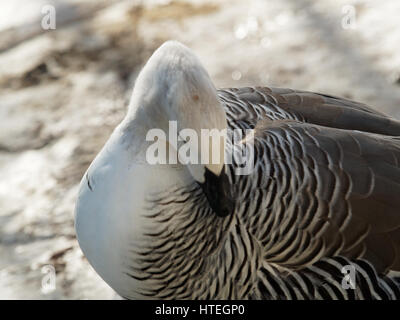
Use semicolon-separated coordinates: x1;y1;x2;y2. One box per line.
0;0;399;299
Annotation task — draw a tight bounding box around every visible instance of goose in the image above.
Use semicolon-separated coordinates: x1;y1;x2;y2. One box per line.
75;40;400;299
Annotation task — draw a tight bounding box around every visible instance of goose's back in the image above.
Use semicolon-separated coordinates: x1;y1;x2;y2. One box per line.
217;86;400;299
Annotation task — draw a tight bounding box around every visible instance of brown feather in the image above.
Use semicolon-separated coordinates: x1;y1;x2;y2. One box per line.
220;86;400;274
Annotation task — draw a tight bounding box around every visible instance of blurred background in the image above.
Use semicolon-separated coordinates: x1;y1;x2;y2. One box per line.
0;0;399;299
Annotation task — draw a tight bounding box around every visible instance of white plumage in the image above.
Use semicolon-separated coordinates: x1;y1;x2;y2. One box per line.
75;41;400;299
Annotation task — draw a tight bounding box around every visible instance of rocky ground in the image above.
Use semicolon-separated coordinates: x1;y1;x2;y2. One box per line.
0;0;399;299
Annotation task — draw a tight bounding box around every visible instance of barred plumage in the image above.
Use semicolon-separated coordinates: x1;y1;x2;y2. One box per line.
75;41;400;300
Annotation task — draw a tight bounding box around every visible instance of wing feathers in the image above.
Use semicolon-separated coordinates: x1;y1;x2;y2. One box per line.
221;86;400;273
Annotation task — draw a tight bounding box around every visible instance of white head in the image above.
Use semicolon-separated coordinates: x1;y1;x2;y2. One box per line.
75;42;233;299
125;41;227;183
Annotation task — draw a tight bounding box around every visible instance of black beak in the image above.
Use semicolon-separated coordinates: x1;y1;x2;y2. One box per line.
198;166;235;218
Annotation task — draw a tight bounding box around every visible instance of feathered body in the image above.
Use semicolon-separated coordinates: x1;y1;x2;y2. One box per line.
75;42;400;299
